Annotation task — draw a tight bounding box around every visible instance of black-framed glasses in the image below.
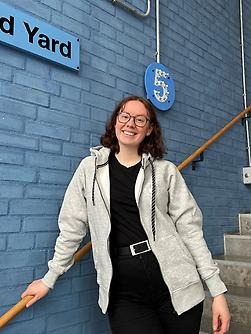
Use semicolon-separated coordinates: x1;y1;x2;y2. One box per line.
117;112;150;127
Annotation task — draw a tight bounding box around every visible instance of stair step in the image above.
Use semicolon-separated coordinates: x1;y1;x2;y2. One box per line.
216;254;251;262
200;213;251;333
239;213;251;235
224;234;251;257
201;316;251;334
202;286;251;327
227;284;251;298
215;255;251;288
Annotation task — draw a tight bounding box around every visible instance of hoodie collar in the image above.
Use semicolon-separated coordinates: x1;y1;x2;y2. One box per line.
90;146;110;166
90;145;154;169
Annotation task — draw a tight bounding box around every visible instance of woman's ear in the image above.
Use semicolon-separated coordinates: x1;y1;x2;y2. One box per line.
146;125;153;136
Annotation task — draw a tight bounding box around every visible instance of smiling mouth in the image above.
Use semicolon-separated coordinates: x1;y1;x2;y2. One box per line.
122;130;136;136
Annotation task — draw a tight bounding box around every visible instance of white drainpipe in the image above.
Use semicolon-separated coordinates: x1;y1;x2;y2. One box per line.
155;0;160;63
240;0;251;166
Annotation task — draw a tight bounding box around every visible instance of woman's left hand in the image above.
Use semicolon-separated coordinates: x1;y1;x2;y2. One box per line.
212;293;231;333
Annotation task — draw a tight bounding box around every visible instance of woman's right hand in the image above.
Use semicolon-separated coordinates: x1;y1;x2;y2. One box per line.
21;279;50;307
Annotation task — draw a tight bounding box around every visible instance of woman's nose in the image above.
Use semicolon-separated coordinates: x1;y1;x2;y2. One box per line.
126;116;136;127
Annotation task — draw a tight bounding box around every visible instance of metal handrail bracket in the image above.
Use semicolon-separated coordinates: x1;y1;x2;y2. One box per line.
192;152;204;171
112;0;151;17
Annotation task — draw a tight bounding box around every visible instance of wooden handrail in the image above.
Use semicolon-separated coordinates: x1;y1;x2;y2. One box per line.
1;105;251;329
0;296;34;329
177;104;251;170
0;241;92;329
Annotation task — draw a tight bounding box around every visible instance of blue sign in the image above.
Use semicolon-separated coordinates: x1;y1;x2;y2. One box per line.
144;62;175;111
0;2;80;70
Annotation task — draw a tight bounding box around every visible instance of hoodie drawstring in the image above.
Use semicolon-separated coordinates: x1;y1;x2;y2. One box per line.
92;158;97;206
92;159;109;206
149;158;156;241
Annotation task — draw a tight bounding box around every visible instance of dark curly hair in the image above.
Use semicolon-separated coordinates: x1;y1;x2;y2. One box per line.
100;95;166;159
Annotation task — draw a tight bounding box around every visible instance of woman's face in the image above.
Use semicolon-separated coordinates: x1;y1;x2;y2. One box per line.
115;100;153;152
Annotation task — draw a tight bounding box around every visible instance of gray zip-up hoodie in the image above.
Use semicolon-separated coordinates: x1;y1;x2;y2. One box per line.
42;146;227;315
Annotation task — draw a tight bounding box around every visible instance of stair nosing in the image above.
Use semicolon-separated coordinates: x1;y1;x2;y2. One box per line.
206;286;251;300
224;234;251;239
215;258;251;266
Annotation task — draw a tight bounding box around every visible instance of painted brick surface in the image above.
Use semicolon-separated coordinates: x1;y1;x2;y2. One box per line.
0;0;251;333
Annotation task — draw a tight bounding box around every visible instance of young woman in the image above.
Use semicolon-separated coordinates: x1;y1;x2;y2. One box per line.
22;95;230;334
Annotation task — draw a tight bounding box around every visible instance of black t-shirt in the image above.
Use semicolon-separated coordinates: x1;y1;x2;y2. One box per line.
109;153;148;247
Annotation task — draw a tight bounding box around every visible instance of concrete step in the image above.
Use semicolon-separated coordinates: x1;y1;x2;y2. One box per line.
201;316;251;334
202;286;251;327
224;234;251;257
239;213;251;235
200;212;251;333
215;255;251;288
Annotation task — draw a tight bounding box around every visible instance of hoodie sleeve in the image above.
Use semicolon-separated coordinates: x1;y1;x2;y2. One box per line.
42;160;89;289
167;165;227;297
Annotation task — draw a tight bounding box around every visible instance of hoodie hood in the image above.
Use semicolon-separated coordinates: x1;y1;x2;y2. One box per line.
90;145;153;168
90;146;110;166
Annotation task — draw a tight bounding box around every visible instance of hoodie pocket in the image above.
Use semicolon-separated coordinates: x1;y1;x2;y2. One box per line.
155;235;200;292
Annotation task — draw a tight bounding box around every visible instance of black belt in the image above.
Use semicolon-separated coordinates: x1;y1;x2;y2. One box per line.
112;240;151;256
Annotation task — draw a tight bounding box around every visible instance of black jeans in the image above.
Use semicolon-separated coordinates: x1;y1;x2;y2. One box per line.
108;250;203;334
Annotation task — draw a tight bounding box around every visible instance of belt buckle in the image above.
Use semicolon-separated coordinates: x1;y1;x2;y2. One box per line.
129;240;151;256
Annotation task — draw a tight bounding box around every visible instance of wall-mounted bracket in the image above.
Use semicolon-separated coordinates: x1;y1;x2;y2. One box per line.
192;152;204;170
112;0;151;17
241;113;251;126
243;166;251;184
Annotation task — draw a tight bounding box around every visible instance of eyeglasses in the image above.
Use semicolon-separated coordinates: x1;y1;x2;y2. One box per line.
117;112;150;127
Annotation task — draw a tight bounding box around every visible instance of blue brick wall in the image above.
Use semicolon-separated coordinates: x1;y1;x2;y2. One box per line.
0;0;251;333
